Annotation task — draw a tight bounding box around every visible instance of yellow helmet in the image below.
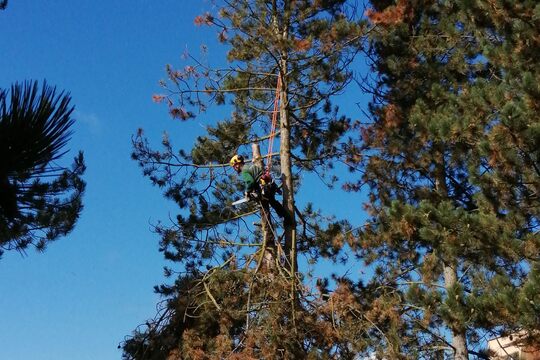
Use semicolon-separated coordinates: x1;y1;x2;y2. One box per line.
229;154;244;167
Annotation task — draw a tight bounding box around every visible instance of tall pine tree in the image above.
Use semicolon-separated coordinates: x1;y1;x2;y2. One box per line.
124;1;366;358
347;0;540;358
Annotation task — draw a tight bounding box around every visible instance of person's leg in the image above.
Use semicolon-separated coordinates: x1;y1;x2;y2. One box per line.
268;196;292;226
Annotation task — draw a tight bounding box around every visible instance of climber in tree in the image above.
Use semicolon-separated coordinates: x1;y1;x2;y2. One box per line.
230;154;290;225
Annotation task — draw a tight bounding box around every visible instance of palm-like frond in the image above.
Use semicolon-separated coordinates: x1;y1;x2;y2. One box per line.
0;80;85;257
0;80;75;179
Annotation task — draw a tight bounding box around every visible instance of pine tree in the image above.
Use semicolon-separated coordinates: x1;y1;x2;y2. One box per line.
347;0;540;358
125;1;366;358
0;81;86;257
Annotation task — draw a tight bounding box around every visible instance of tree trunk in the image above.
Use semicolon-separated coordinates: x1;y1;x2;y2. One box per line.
443;265;469;360
272;1;296;274
278;64;297;275
274;2;299;336
435;144;469;360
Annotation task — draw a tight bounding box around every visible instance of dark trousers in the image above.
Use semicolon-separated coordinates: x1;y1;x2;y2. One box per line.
258;184;292;226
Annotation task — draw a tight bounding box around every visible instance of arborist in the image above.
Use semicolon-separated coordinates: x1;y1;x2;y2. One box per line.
230;154;291;226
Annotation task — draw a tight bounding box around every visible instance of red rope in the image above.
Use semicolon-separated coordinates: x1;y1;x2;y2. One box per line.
266;75;281;172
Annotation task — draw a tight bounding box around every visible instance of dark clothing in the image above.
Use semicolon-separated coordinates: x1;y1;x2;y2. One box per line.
264;195;290;225
240;164;291;225
254;183;289;221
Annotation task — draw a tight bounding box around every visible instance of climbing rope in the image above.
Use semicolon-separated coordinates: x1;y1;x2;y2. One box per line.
265;75;281;172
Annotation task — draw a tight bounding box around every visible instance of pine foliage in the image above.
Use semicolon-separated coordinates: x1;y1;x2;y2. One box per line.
125;0;367;359
345;0;540;358
0;81;86;256
125;0;540;358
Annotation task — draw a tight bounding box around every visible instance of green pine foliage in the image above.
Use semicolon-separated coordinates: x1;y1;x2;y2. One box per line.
0;81;86;257
346;0;540;358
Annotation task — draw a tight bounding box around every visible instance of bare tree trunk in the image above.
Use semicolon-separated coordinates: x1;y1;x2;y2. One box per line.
271;0;296;274
443;266;469;360
435;144;469;360
278;64;297;275
273;1;299;335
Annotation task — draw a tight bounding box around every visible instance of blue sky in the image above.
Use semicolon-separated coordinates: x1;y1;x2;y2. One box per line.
0;1;369;359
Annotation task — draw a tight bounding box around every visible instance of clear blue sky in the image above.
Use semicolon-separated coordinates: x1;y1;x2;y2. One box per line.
0;1;368;359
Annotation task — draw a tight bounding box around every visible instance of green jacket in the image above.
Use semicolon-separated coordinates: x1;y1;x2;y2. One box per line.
241;163;264;192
